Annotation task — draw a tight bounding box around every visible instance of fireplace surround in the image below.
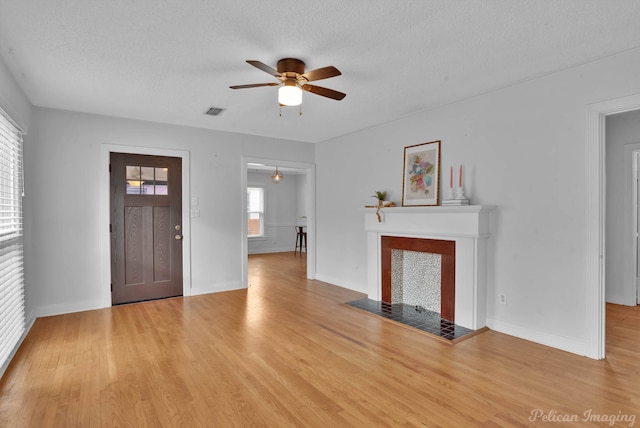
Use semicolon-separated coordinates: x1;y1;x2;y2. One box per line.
364;206;494;330
382;236;456;321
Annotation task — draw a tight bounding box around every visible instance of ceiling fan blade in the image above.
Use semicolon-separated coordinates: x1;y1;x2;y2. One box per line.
246;60;281;78
300;66;341;82
301;84;346;100
229;82;281;89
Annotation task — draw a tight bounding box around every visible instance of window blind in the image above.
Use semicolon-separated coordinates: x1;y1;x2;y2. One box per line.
247;187;264;237
0;108;24;373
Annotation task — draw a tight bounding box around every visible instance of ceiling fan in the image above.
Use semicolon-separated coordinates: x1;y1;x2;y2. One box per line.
229;58;346;106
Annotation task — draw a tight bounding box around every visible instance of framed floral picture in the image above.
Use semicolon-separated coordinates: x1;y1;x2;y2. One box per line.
402;140;441;206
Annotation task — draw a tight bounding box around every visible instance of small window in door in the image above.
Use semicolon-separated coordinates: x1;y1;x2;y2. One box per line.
126;166;169;195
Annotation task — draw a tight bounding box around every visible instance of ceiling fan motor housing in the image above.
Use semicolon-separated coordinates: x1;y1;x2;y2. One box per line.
277;58;306;79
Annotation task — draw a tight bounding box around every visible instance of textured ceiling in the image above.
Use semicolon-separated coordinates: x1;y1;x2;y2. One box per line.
1;1;640;143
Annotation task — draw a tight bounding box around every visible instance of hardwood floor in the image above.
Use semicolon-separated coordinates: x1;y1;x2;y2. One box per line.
1;252;639;427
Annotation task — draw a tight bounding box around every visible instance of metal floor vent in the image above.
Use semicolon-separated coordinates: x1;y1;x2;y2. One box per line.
204;107;225;116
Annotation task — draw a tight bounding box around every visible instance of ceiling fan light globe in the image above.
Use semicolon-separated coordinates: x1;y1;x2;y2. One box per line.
278;85;302;106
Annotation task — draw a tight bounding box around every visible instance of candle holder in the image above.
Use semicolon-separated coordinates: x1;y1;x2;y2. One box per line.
442;186;470;206
443;164;469;205
448;186;456;200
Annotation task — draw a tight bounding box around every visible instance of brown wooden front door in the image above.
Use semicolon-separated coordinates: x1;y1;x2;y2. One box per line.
110;153;183;304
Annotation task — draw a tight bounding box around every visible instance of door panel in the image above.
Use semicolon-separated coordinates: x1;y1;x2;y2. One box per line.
153;206;171;281
124;207;144;284
111;153;183;304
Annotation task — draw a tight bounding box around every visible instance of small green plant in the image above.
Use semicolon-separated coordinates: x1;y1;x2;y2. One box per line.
371;190;387;201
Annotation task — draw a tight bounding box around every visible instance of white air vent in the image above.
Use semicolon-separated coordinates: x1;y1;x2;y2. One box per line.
204;107;225;116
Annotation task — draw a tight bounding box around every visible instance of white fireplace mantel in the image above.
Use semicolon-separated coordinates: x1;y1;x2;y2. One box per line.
363;205;494;330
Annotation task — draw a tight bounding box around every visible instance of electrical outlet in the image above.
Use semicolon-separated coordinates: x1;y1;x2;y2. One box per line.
498;293;507;304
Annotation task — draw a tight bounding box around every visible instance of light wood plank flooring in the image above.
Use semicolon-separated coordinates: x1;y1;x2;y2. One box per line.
1;252;639;427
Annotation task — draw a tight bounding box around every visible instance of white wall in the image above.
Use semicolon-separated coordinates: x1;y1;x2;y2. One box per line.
606;110;640;305
0;63;30;130
315;47;640;356
247;171;305;254
26;107;313;318
297;172;308;222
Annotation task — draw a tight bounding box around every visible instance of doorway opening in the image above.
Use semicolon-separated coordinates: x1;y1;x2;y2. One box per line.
605;111;640;308
588;93;640;359
241;157;315;288
100;144;192;309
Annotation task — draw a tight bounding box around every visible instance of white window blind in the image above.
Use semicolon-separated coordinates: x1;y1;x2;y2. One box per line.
0;108;25;372
247;187;264;237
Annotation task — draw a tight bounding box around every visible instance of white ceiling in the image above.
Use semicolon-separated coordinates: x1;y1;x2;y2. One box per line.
1;1;639;143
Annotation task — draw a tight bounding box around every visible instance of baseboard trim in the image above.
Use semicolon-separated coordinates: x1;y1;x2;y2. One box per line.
31;282;248;318
605;293;635;306
190;281;245;296
248;248;298;255
33;299;105;318
314;273;367;294
486;317;588;357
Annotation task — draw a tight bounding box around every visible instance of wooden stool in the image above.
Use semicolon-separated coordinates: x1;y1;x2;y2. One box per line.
295;226;307;254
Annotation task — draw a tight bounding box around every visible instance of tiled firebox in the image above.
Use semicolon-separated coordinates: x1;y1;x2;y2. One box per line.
391;249;441;313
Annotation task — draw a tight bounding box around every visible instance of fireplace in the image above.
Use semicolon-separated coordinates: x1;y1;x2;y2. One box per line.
364;206;493;330
382;236;455;322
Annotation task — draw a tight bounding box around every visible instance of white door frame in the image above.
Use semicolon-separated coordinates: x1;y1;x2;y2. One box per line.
623;144;640;306
100;144;192;308
586;92;640;359
637;151;640;305
241;157;316;287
